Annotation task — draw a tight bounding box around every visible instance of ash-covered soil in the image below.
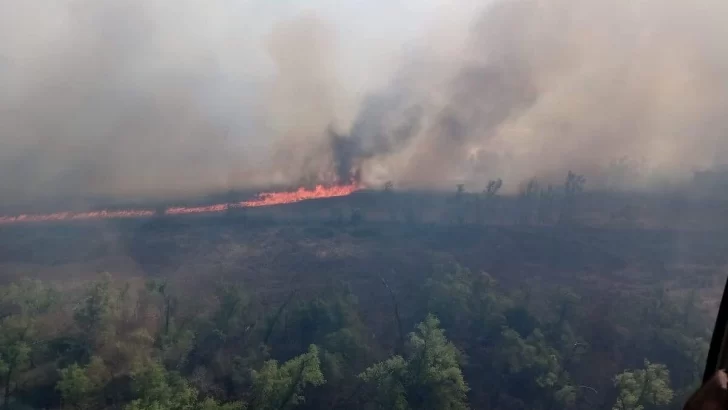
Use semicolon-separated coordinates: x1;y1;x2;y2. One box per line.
1;190;726;323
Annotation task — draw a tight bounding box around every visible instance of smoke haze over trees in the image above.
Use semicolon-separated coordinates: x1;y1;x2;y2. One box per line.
1;0;728;205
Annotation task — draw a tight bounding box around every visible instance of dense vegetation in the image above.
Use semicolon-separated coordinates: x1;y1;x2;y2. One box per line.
0;261;709;410
0;172;721;409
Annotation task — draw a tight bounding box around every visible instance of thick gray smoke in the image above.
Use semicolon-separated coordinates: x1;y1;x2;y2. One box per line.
1;0;727;205
0;0;439;205
355;0;728;192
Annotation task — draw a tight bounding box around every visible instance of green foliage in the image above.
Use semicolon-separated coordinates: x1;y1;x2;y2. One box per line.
196;282;255;351
197;397;244;410
1;279;56;316
269;288;370;385
623;288;710;390
126;361;244;410
160;327;196;371
74;273;116;350
554;385;577;407
185;281;260;392
360;315;469;410
0;342;30;385
286;297;351;348
424;266;585;409
126;361;197;410
613;360;673;410
146;279;176;338
85;356;111;387
359;356;408;410
497;328;570;391
425;265;476;327
425;265;511;339
251;344;325;410
0;267;710;410
57;356;109;408
57;364;91;408
408;315;469;410
0;279;55;405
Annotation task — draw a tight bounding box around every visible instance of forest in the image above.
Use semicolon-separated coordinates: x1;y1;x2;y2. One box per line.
0;256;713;410
0;172;722;410
2;0;727;407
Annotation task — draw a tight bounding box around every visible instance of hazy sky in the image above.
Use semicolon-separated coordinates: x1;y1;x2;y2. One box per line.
0;0;726;205
0;0;474;204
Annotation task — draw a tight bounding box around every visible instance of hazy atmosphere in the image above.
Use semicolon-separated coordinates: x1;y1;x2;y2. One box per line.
1;2;728;409
1;0;727;204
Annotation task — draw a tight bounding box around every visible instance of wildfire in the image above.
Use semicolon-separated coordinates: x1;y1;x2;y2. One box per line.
165;204;228;215
0;209;155;224
241;183;360;207
0;183;360;225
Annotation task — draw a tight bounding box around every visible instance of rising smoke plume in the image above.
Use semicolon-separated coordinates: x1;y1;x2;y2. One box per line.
0;0;415;206
354;0;728;191
0;0;727;206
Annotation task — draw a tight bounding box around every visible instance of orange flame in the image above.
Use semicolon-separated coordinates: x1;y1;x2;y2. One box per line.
0;209;155;224
165;204;228;215
241;183;360;207
0;183;360;225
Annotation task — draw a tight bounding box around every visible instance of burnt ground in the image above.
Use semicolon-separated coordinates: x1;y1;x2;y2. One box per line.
0;190;726;331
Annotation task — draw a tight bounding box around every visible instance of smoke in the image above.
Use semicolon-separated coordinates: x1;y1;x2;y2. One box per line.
1;0;257;204
0;0;440;205
355;0;728;192
1;0;727;206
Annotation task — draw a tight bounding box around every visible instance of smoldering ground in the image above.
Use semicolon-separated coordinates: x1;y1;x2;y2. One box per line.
1;0;727;207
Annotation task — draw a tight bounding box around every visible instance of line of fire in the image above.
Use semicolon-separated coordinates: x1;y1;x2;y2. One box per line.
0;182;360;225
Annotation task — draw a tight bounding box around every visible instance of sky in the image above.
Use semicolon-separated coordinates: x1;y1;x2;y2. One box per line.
0;0;472;204
0;0;726;206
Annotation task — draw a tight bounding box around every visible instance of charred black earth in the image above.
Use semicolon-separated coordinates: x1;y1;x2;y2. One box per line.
0;189;726;306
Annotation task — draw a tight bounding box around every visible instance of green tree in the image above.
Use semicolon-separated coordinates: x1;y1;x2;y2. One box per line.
0;279;55;407
74;274;116;355
492;326;578;409
148;279;195;373
196;397;242;410
125;361;243;410
57;364;90;409
125;361;197;410
407;315;469;410
189;282;258;394
276;290;367;359
146;279;176;338
262;289;370;407
360;315;469;410
613;360;673;410
359;356;408;410
57;356;110;409
250;344;325;410
425;265;510;339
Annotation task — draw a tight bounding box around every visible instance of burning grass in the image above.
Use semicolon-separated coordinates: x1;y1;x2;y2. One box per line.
0;183;361;225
